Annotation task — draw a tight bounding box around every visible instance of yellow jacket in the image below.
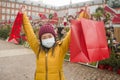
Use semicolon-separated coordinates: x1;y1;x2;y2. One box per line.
23;13;70;80
78;11;90;19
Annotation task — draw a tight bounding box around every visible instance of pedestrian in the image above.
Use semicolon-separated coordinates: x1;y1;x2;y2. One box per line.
57;26;64;40
112;37;120;53
21;6;70;80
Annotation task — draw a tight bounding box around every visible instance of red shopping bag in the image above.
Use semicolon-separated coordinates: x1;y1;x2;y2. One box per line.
70;18;109;63
8;12;23;44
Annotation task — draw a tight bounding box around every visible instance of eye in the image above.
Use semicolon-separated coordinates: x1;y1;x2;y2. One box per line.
41;33;54;40
42;36;47;39
48;35;53;38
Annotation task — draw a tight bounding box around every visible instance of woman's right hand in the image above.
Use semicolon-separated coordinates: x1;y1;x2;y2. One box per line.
19;5;26;13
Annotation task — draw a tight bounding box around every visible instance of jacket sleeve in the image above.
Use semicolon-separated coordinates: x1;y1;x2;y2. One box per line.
23;13;40;55
60;30;71;57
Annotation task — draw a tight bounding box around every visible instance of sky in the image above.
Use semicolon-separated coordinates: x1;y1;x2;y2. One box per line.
30;0;93;7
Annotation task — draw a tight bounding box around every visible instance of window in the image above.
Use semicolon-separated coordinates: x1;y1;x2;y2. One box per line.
6;15;10;20
38;8;41;12
77;8;81;12
32;12;35;16
0;1;1;6
50;10;54;13
2;15;5;20
35;12;38;16
6;9;10;14
46;9;49;13
12;3;14;8
2;2;6;7
15;10;18;14
2;2;7;7
40;8;44;12
7;2;10;7
34;7;36;11
28;11;31;15
32;6;34;11
26;6;29;10
34;12;36;16
36;7;39;11
2;8;5;13
11;16;15;20
28;6;31;10
11;9;14;14
16;4;19;8
17;4;20;8
35;7;37;11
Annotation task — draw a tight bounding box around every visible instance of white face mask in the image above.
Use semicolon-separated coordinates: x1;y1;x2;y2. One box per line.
41;37;55;48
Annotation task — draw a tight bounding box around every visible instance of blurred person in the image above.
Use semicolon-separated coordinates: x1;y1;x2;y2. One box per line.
112;37;120;52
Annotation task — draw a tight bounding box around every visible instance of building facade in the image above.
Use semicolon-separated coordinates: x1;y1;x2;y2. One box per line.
0;0;120;22
0;0;55;22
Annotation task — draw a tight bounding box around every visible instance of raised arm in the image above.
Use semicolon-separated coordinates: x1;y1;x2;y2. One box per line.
23;13;40;55
60;29;71;57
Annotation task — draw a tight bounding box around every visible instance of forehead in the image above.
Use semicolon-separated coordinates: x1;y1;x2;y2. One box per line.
41;33;53;37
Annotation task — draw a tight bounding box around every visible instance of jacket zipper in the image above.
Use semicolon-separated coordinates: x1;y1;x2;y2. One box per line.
45;53;48;80
59;71;61;80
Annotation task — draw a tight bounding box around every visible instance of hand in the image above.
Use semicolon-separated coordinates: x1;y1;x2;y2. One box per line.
19;5;26;13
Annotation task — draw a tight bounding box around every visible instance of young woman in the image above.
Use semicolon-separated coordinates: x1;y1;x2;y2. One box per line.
22;8;70;80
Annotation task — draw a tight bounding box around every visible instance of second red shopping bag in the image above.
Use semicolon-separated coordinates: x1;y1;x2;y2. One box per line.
70;18;109;63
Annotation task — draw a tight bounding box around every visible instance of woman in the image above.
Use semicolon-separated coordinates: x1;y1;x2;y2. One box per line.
22;8;70;80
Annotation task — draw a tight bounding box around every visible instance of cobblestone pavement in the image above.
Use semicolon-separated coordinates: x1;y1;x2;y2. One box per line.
0;40;120;80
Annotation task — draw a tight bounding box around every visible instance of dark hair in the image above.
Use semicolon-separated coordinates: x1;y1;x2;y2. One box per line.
36;38;56;59
113;37;117;40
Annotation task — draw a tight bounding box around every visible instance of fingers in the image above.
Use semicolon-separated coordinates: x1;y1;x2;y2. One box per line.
19;5;27;13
